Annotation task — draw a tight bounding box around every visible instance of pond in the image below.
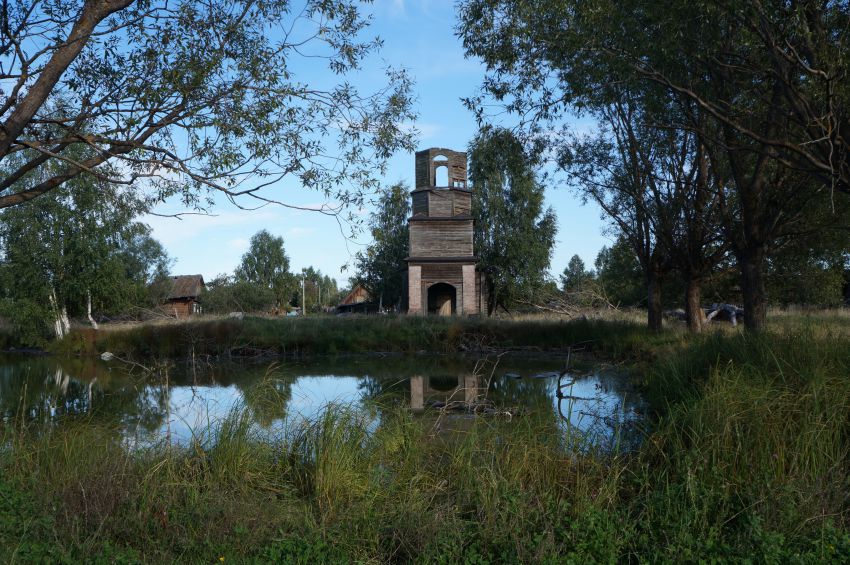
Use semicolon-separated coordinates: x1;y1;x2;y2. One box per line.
0;353;646;450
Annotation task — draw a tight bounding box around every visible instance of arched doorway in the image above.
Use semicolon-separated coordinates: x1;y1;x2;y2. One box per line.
427;282;456;316
428;375;459;391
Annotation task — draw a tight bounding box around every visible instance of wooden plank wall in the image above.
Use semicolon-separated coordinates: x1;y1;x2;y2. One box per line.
165;300;195;318
409;221;473;257
430;191;471;216
429;191;454;216
453;192;471;215
412;192;428;217
415;148;467;188
414;190;472;218
421;263;463;285
415;151;431;187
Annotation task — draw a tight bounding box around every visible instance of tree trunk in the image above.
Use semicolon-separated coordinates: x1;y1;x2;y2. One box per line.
86;290;99;330
487;278;496;316
54;367;70;394
60;306;71;336
647;266;663;332
685;277;704;333
87;377;97;413
48;287;68;339
740;248;767;331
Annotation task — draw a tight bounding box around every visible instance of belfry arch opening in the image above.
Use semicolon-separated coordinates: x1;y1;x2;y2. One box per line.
427;282;456;316
435;166;449;187
432;154;449;187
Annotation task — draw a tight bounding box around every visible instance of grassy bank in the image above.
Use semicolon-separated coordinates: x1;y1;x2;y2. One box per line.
54;314;676;360
2;324;849;562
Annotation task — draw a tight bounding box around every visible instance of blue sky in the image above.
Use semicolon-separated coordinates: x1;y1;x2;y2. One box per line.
144;0;608;287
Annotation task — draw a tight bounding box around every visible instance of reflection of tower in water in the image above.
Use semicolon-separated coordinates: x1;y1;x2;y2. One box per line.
408;374;482;411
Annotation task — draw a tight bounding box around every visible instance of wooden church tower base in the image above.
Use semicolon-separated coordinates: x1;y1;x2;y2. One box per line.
406;148;482;316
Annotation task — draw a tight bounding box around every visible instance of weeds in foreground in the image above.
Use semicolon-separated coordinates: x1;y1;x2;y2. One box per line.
2;326;850;562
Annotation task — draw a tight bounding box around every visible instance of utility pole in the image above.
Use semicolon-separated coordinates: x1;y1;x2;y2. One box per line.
301;271;306;317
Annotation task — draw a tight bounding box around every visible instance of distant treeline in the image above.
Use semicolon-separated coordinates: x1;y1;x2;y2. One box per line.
558;240;850;314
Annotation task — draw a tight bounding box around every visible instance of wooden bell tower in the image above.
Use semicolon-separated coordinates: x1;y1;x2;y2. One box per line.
406;148;480;316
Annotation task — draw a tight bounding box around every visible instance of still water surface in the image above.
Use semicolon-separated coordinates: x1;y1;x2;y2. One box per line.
0;354;645;449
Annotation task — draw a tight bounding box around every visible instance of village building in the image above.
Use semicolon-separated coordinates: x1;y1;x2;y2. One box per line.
164;274;205;318
336;284;378;314
406;148;484;316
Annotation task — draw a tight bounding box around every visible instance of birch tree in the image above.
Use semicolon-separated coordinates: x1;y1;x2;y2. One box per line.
469;127;557;315
0;169;170;343
234;230;296;309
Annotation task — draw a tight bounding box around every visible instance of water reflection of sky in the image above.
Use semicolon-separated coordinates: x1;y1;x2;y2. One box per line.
554;373;645;451
163;384;243;444
288;376;363;414
0;355;645;450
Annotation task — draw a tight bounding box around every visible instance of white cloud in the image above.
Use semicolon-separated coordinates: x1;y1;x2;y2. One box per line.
227;238;249;251
390;0;406;17
142;209;277;246
400;121;441;141
286;227;317;239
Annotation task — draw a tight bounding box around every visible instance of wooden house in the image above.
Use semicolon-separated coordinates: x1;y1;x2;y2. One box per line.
337;284;378;314
406;148;483;316
165;275;205;318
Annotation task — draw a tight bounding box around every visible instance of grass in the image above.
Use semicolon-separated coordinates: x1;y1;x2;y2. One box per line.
2;320;850;562
54;313;678;361
767;307;850;337
48;307;850;361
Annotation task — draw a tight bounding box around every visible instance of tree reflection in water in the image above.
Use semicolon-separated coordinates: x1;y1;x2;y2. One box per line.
0;354;644;449
0;355;168;439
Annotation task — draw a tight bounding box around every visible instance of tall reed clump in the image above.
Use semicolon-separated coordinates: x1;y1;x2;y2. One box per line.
0;407;300;562
0;397;633;562
283;405;375;520
636;328;850;560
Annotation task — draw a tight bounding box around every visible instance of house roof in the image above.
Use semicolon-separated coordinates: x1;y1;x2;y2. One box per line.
340;284;370;306
168;275;205;300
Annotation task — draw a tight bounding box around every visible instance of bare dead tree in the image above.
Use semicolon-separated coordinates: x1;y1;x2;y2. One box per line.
518;278;620;318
